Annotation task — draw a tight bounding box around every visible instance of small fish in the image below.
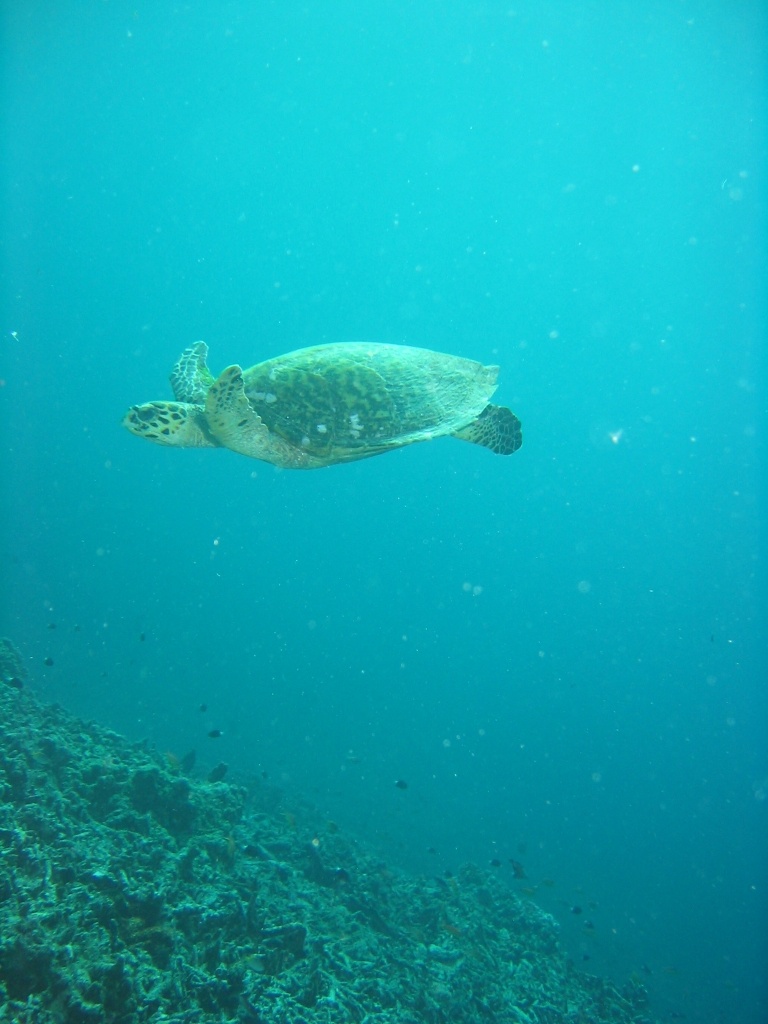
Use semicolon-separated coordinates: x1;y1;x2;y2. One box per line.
5;677;23;690
139;632;145;642
180;749;196;773
571;905;582;915
208;762;228;783
48;622;56;630
199;703;208;713
509;859;527;879
489;858;502;867
394;779;408;790
207;729;223;739
44;657;54;667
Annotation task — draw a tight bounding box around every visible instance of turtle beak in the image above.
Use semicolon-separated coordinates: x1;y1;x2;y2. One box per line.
122;404;155;436
122;406;141;433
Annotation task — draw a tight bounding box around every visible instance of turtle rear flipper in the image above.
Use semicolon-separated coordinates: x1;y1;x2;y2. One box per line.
205;365;272;460
171;342;215;402
452;404;522;455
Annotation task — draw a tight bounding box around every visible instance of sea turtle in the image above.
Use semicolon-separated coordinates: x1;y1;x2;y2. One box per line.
123;341;522;469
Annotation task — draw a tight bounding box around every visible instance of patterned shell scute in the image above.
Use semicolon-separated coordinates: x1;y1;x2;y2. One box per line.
241;343;498;458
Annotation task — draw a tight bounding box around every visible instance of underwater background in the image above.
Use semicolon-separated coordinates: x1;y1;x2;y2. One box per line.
1;2;765;1022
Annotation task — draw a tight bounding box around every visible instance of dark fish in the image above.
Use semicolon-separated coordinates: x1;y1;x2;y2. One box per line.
427;847;437;855
394;779;408;789
571;905;582;915
199;703;208;713
207;729;223;739
5;677;23;690
139;632;145;642
490;858;502;868
180;749;196;773
44;657;54;667
208;762;228;783
48;622;56;630
509;859;527;879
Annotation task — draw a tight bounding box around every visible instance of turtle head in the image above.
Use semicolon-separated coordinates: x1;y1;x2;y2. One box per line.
122;401;218;449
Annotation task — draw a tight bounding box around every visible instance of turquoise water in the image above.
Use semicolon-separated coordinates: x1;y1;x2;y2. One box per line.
2;3;765;1022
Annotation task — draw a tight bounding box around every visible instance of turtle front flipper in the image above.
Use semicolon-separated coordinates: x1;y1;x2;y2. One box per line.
170;341;215;402
452;404;522;455
205;365;275;461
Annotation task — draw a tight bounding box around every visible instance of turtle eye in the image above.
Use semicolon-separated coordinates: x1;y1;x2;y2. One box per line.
135;405;158;422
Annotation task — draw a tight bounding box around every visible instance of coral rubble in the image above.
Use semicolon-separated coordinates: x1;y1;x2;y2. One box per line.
0;677;655;1023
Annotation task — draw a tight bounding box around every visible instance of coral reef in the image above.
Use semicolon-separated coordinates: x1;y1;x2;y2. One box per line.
0;674;655;1023
0;638;25;689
